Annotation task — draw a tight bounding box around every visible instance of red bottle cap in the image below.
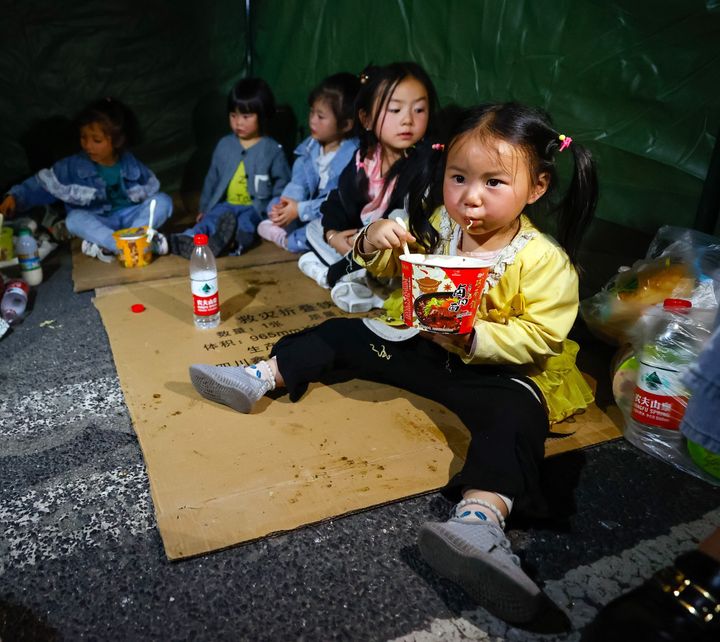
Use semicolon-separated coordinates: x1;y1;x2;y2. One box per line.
131;303;146;313
663;298;692;310
193;234;209;246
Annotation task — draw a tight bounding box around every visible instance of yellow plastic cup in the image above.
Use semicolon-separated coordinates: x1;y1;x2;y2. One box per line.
113;226;153;268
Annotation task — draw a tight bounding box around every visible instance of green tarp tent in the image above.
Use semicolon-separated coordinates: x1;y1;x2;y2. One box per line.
2;0;718;242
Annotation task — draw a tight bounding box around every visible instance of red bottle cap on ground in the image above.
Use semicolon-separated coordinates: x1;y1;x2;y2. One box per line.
663;298;692;310
193;234;209;246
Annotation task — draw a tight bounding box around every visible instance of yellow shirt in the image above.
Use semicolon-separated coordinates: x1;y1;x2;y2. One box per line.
226;160;253;206
354;209;594;423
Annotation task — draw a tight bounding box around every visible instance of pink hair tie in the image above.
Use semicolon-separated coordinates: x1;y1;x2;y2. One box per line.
431;143;445;151
558;134;573;152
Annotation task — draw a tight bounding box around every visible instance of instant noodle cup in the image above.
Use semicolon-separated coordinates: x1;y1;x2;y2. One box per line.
400;254;491;334
113;226;153;268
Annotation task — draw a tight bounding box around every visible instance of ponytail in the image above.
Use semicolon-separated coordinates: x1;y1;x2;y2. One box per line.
555;142;598;264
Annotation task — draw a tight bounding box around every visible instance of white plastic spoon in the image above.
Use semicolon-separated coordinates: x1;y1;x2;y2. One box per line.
146;198;156;242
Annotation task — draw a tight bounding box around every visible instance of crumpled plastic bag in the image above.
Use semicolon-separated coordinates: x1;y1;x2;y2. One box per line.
580;225;720;345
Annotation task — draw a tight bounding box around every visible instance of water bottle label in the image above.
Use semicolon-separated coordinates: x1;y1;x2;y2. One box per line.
631;359;688;430
18;255;41;271
191;276;219;316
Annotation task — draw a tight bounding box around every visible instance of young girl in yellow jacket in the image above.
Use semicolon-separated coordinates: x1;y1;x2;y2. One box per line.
188;102;599;625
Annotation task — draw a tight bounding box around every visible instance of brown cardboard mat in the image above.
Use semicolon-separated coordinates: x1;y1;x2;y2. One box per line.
72;238;295;292
94;263;621;560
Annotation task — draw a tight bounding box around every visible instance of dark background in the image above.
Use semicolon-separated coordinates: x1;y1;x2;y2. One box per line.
1;0;718;237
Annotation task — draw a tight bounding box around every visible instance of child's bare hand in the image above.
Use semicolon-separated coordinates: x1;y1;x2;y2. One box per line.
0;194;16;217
362;219;415;252
272;198;298;227
327;228;357;255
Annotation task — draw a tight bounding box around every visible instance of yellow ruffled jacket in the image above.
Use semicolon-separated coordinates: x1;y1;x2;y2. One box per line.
355;209;594;423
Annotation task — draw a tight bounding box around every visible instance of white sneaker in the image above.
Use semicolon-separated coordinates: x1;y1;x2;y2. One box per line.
331;281;384;313
337;267;369;284
297;252;329;289
81;240;115;263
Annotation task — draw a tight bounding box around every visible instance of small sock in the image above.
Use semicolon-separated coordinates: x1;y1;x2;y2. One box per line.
244;360;276;390
454;498;505;527
495;493;514;514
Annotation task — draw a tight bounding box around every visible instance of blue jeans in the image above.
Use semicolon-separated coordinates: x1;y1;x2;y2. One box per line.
182;202;260;254
681;310;720;453
65;193;173;252
285;221;308;253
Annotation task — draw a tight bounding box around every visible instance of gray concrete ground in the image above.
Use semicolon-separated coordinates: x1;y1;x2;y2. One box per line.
1;244;719;641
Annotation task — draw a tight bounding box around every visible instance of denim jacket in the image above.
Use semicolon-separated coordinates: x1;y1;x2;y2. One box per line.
272;136;358;223
9;151;160;216
199;134;290;216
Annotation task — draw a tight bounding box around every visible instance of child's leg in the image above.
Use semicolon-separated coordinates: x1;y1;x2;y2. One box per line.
170;203;236;258
65;209;122;253
304;218;343;265
285;224;309;254
417;378;548;624
234;206;262;253
119;193;173;230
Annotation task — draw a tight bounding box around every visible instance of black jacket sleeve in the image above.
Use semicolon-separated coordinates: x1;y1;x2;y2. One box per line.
320;160;367;235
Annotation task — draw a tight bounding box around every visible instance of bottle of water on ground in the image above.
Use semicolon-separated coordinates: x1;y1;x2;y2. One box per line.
631;298;704;431
15;228;43;286
190;233;220;329
1;278;30;324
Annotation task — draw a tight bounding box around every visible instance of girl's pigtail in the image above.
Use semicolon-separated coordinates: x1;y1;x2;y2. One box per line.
405;140;445;250
556;141;598;264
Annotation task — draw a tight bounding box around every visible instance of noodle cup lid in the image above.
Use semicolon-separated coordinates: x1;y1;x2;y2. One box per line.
400;253;492;269
115;226;148;241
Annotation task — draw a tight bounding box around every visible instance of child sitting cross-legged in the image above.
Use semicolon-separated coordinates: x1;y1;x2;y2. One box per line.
0;97;172;262
257;72;360;253
168;77;291;259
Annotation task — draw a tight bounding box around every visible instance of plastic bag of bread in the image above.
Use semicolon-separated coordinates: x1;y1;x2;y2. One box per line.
580;226;720;345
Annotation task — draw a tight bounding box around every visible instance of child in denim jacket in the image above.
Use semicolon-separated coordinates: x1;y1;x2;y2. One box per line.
0;98;172;262
257;73;360;253
169;77;291;259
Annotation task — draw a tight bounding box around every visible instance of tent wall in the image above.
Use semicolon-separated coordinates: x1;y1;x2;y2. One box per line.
1;1;718;236
0;1;248;196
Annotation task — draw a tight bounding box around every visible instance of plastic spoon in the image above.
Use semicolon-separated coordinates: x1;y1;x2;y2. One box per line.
146;199;156;242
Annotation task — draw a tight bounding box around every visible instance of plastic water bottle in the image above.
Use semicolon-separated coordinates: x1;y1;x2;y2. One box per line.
1;278;30;324
631;298;703;430
190;233;220;329
15;228;43;286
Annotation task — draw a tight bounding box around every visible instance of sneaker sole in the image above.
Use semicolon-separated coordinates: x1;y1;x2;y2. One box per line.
418;523;541;624
331;282;383;313
189;365;254;413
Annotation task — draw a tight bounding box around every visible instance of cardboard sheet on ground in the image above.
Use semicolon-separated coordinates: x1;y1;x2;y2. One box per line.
72;238;294;292
94;263;621;560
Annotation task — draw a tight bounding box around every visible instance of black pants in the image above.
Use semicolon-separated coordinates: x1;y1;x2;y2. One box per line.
271;318;549;512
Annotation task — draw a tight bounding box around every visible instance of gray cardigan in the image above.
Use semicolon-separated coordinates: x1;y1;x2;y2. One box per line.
199;134;290;215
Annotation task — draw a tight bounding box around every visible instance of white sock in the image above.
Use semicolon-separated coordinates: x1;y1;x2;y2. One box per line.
454;498;506;529
244;361;276;390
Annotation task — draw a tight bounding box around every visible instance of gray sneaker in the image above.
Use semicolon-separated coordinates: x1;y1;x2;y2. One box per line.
189;364;271;413
418;519;542;624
